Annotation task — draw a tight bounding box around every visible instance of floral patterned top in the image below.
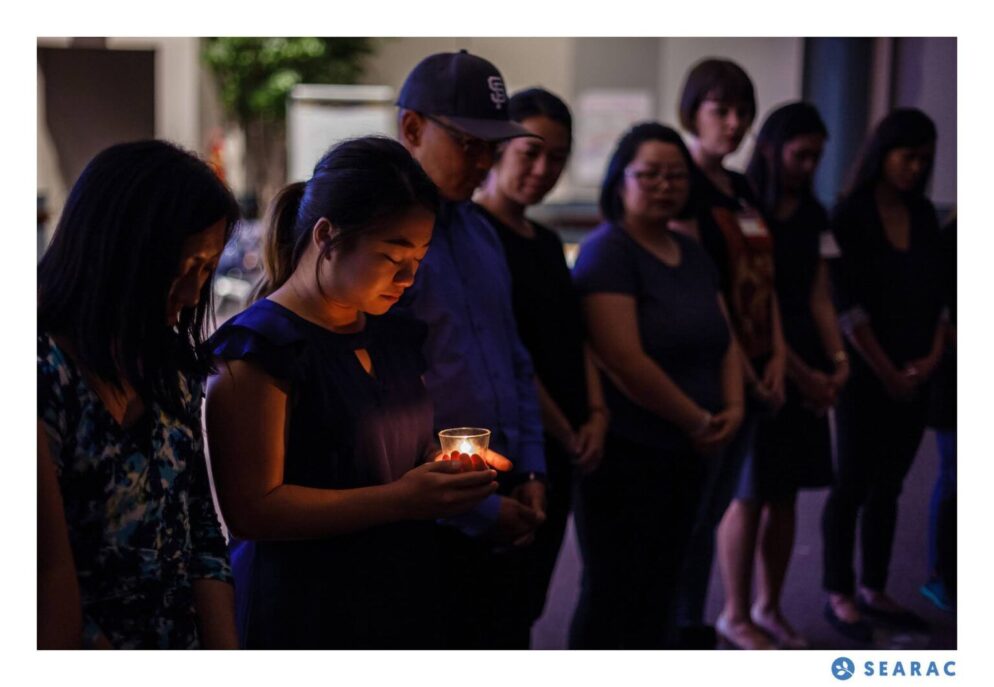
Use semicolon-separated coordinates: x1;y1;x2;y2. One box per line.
37;332;233;649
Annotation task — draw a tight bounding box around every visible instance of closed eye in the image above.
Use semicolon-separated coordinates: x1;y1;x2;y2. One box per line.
381;254;401;265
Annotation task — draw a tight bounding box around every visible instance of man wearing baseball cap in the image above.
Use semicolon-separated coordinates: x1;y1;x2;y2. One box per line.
395;50;548;648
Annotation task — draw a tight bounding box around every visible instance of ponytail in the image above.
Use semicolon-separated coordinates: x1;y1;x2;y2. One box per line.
254;136;439;301
256;181;306;300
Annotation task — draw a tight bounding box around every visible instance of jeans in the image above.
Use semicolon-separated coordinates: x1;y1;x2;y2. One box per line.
928;430;956;591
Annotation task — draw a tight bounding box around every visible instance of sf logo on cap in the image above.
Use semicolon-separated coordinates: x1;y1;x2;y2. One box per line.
488;76;507;110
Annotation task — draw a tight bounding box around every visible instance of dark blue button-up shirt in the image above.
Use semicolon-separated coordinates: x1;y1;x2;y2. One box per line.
398;201;545;535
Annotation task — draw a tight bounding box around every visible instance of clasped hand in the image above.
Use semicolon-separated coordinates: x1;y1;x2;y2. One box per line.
494;481;546;547
691;405;745;455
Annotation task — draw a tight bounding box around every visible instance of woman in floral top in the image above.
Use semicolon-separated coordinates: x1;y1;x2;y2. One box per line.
37;140;240;649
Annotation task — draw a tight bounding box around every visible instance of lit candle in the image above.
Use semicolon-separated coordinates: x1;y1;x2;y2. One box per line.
438;427;491;471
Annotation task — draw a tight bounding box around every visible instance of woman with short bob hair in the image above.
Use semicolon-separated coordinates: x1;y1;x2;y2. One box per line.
678;58;757;138
672;58;789;651
37;139;240;648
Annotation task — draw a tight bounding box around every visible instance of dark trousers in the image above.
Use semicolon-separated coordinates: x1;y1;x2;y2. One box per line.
671;408;759;629
437;441;574;649
821;372;929;594
437;533;531;649
569;433;705;649
517;439;574;625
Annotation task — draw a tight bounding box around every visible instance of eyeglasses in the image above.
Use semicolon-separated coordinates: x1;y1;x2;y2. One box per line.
424;114;498;159
625;168;690;188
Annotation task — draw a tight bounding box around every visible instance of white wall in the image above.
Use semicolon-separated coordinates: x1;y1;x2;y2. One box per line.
37;62;65;245
362;37;804;200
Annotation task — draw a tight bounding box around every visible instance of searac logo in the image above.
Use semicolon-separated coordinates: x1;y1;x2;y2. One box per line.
864;661;957;677
833;657;856;681
488;76;507;110
830;656;958;680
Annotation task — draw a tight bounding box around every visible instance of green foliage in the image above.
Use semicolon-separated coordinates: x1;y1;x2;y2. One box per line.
203;37;374;122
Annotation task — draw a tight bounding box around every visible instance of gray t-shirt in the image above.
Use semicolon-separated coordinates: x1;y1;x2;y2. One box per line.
572;222;731;450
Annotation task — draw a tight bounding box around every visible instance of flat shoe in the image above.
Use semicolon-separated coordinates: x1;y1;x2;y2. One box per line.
856;598;930;632
823;601;873;642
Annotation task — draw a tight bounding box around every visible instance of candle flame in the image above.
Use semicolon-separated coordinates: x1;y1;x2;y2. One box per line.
459;440;473;454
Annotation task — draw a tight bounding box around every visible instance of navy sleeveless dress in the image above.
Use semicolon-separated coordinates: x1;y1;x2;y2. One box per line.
209;299;442;648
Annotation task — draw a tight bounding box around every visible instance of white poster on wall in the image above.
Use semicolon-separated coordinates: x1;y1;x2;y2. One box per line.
573;89;654;186
287;85;396;182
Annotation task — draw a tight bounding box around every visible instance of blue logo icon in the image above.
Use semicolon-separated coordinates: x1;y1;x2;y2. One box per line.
833;657;856;681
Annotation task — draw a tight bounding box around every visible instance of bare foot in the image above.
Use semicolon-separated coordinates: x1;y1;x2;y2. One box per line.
751;606;810;649
715;613;777;650
829;593;863;623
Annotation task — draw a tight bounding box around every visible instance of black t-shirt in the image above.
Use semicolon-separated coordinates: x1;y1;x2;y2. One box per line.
478;204;589;427
572;223;731;450
829;187;945;368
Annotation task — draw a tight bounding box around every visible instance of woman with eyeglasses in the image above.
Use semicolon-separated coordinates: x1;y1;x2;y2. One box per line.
670;58;789;650
474;88;608;645
569;122;743;648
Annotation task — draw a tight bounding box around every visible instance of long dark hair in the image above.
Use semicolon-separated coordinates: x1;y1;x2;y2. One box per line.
678;58;756;134
258;136;439;298
599;121;698;223
38;140;240;416
746;101;828;214
847;108;937;197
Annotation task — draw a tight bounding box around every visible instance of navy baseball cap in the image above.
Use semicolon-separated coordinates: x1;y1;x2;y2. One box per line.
397;50;538;142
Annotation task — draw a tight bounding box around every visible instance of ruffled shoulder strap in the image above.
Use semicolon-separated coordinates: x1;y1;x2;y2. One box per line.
209;299;309;381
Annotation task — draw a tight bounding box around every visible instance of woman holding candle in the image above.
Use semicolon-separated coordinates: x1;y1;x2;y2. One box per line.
37;140;239;648
671;58;789;650
821;109;946;639
569;122;743;649
474;87;609;643
739;102;848;648
205;136;501;648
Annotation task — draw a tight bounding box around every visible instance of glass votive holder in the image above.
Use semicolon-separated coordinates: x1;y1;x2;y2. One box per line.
438;427;491;471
